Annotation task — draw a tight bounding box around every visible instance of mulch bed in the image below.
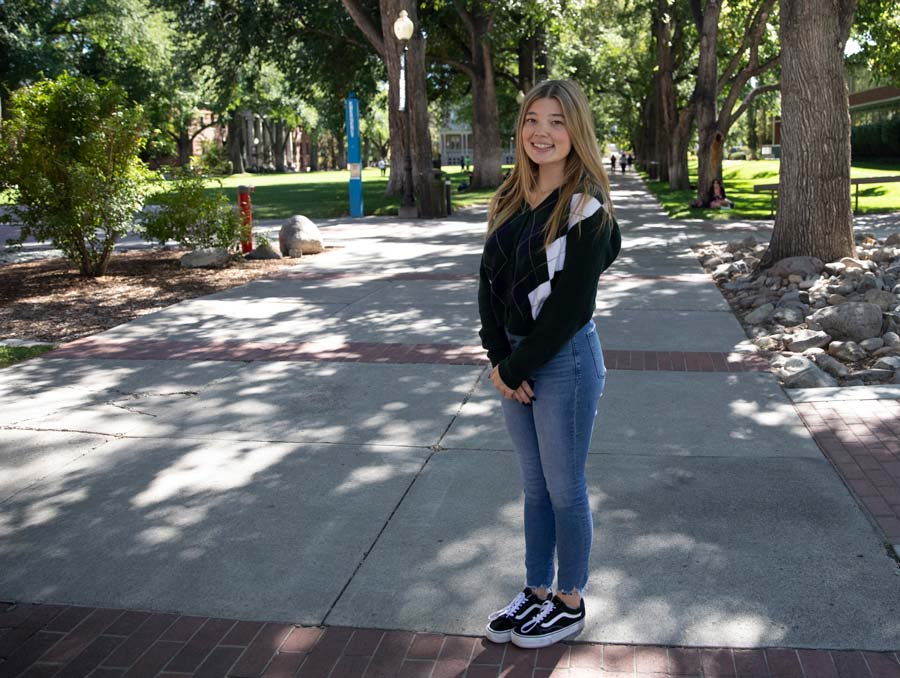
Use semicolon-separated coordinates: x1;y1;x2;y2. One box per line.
0;249;312;344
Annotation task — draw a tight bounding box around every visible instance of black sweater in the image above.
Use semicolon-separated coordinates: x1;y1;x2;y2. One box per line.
478;189;621;389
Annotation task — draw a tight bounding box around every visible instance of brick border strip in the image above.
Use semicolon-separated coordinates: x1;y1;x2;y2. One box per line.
1;601;898;678
46;338;770;373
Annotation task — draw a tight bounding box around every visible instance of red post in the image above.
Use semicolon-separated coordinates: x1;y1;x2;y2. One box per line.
238;185;254;254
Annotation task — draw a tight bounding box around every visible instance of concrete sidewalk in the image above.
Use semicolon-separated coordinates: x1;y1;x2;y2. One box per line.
1;170;899;662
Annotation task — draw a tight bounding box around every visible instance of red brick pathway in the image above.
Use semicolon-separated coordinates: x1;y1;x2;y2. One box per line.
794;399;900;544
1;601;898;678
47;337;769;374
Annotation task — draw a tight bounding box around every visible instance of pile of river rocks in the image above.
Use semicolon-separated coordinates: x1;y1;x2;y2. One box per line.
694;231;900;388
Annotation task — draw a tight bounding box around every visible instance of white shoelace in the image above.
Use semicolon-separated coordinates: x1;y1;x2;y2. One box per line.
488;591;527;621
521;599;557;632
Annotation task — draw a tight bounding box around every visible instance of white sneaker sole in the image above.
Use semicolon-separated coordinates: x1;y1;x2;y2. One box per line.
511;619;585;648
484;624;513;644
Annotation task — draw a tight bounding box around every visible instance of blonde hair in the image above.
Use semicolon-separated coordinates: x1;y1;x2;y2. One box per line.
487;79;613;249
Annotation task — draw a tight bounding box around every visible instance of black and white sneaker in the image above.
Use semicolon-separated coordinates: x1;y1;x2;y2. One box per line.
485;588;550;643
511;594;585;648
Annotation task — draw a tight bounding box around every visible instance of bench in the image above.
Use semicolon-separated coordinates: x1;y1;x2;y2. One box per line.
753;175;900;217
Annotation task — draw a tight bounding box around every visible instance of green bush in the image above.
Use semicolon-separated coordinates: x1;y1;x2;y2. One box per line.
143;169;242;250
194;139;233;176
852;116;900;159
0;74;152;276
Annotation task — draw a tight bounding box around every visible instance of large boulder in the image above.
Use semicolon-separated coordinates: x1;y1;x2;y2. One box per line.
809;302;883;342
279;215;324;257
768;256;824;279
181;247;230;268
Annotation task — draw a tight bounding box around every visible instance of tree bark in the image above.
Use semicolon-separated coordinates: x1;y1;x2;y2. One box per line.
763;0;858;266
694;0;722;204
518;35;535;94
275;121;286;172
467;5;504;188
226;112;245;174
378;0;438;216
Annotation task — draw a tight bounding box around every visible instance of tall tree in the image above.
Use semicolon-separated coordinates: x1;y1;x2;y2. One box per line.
693;0;780;204
342;0;438;216
762;0;858;266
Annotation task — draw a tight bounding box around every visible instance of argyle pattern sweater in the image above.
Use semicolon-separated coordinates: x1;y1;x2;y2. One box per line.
478;189;622;389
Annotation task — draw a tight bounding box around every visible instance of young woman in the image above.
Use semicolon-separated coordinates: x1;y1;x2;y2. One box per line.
478;79;621;649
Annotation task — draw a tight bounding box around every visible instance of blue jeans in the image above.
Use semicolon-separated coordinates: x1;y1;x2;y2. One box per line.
500;320;606;595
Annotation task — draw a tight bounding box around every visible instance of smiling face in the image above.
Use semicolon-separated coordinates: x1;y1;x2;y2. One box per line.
521;97;572;172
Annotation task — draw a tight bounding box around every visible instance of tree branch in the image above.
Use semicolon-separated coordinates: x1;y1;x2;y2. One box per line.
727;82;780;131
340;0;384;58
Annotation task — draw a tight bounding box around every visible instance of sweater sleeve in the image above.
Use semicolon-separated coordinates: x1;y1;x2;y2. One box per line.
478;253;512;367
497;211;621;389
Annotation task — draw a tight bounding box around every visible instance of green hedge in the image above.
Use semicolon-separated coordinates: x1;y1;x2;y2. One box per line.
852;116;900;158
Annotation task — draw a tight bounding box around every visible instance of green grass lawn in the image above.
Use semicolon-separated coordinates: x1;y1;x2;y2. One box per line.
642;158;900;220
146;166;501;221
0;345;55;368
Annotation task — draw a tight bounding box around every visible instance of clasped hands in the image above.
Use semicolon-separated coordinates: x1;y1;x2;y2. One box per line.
490;366;535;405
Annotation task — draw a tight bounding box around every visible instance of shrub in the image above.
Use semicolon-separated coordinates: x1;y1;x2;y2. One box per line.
143;169;242;250
195;139;233;176
0;74;152;276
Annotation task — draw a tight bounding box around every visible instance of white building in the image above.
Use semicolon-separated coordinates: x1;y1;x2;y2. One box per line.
438;118;516;167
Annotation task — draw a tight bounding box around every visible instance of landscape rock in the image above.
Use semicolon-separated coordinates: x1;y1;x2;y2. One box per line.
180;247;230;268
828;340;867;362
812;353;851;378
885;233;900;246
874;356;900;371
772;305;805;326
864;289;896;311
883;332;900;347
850;369;895;383
745;303;775;324
768;256;825;278
775;356;838;388
859;337;884;352
809;302;883;341
839;257;871;271
786;329;832;352
245;241;282;260
279;215;325;256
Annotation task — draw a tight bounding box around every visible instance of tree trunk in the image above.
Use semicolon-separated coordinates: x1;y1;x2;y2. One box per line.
534;27;548;82
177;128;191;167
275;121;286;172
763;0;858;266
469;18;504;188
378;0;438;215
226;112;245;174
694;0;722;204
518;35;535;94
668;108;694;190
655;0;678;185
309;130;319;171
747;98;759;159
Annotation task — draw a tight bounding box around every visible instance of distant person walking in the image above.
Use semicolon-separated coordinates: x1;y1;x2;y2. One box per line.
609;154;616;173
618;154;626;173
377;158;386;176
478;79;621;650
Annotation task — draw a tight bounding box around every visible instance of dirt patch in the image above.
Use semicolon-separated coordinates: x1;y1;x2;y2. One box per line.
0;248;316;344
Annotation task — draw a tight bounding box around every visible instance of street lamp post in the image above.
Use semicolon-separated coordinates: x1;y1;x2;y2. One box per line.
393;10;417;218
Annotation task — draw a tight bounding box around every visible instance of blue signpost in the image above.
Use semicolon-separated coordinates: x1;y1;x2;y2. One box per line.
346;92;363;217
